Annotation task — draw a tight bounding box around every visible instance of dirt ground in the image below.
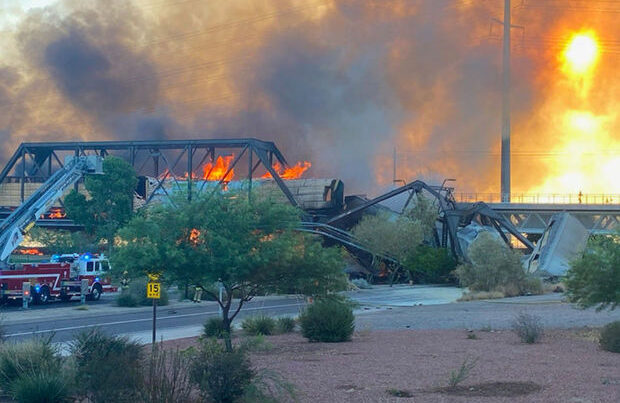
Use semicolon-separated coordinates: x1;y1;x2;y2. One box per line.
166;328;620;403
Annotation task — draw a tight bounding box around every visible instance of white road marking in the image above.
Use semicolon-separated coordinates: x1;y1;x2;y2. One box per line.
4;302;303;337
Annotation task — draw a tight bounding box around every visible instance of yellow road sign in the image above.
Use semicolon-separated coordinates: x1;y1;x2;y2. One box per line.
147;282;161;299
147;273;160;282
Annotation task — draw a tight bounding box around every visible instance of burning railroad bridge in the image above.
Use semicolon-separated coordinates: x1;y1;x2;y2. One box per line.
0;138;617;278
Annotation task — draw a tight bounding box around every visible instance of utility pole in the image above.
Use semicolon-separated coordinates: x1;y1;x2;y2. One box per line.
501;0;511;202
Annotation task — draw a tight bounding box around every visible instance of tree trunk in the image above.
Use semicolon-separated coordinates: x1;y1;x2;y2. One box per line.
221;305;233;352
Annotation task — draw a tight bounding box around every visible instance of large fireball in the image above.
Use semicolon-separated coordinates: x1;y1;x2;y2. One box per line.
563;32;599;75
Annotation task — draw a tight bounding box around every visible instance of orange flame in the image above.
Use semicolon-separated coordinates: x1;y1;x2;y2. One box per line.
261;161;312;180
189;228;200;245
48;208;66;219
17;248;44;255
203;155;235;182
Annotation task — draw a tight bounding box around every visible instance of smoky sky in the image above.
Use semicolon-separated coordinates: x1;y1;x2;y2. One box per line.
1;0;617;194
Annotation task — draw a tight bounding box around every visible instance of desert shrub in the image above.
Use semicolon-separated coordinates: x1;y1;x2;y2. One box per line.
203;317;228;339
456;232;539;296
70;329;143;403
116;290;139;307
404;245;456;284
512;312;544;344
190;338;255;403
0;338;61;392
10;371;71;403
238;335;273;353
458;290;505;301
241;315;276;336
352;212;424;263
241;369;297;402
117;278;169;307
447;356;478;387
351;278;372;289
599;321;620;353
276;317;296;334
142;346;193;403
299;297;355;342
565;233;619;311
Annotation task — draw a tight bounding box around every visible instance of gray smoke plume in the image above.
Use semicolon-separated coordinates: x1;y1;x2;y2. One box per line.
0;0;617;194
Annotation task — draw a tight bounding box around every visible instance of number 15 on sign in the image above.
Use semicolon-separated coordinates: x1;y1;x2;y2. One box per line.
147;282;161;299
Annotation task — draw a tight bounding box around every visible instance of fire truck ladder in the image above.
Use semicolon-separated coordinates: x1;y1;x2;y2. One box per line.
0;156;103;262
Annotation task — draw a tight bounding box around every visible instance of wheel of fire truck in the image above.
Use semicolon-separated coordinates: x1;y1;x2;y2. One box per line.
88;285;102;301
33;286;50;305
59;292;72;302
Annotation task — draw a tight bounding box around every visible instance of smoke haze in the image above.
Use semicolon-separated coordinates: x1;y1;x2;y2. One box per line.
0;0;618;194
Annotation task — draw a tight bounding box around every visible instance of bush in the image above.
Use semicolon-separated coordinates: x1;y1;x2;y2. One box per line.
276;317;296;334
70;329;144;403
599;321;620;353
299;297;355;342
203;317;228;339
241;315;276;336
512;312;544;344
565;233;619;311
116;290;139;307
10;371;71;403
0;338;61;392
404;245;456;284
190;338;255;403
455;232;539;296
117;278;169;307
142;346;193;403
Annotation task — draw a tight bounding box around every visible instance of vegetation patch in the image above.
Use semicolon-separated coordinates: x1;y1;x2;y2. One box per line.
241;315;276;336
203;317;228;339
599;321;620;353
512;312;544;344
300;297;355;343
275;316;296;334
455;232;543;297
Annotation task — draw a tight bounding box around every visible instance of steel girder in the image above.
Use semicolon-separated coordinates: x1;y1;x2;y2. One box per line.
0;138;299;208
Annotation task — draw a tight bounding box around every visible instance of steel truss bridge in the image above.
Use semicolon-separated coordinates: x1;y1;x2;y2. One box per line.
0;138;300;209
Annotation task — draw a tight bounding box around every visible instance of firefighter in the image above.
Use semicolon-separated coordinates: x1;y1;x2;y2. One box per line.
120;271;130;290
193;284;203;303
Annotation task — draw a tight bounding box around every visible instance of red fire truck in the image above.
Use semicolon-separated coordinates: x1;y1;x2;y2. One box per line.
0;253;116;304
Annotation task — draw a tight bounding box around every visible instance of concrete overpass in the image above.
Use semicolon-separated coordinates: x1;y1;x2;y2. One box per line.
458;203;620;235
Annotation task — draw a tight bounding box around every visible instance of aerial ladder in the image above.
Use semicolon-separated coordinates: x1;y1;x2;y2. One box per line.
0;155;103;263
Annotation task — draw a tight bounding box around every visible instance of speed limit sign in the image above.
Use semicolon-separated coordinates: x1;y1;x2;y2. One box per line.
147;282;161;299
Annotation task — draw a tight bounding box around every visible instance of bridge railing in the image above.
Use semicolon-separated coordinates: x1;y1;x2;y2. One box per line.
454;193;620;205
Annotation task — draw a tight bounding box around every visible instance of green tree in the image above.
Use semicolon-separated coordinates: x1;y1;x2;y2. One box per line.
403;245;456;284
352;212;424;262
64;157;137;253
455;232;541;296
404;194;438;241
28;227;98;254
112;191;346;350
565;232;619;311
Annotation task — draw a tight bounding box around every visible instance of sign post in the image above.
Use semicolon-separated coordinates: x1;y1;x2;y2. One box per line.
80;279;89;305
147;273;161;344
22;282;30;309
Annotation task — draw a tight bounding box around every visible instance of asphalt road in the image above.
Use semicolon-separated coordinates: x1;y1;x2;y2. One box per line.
2;294;305;343
3;286;618;345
